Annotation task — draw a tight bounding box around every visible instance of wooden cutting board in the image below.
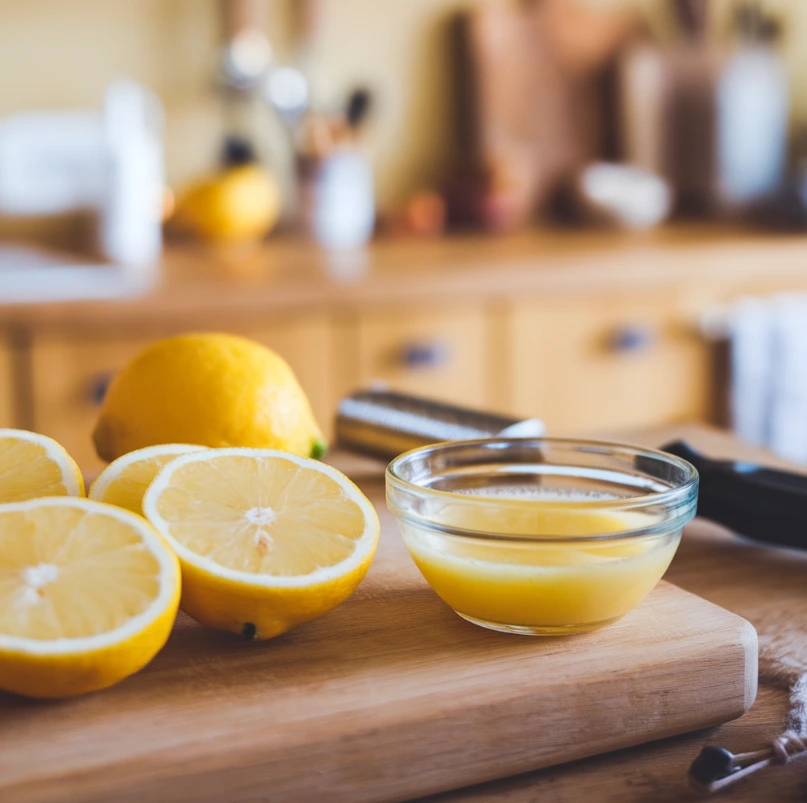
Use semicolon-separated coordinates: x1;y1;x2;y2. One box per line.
0;476;757;803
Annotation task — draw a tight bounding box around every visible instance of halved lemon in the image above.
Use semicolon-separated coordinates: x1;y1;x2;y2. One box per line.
0;429;84;503
0;498;180;698
143;449;379;639
89;443;205;515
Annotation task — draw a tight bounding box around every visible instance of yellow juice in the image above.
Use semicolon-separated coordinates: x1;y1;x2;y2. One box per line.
399;494;680;633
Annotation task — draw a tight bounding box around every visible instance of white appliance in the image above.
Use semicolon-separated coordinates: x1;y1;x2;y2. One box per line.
0;80;164;303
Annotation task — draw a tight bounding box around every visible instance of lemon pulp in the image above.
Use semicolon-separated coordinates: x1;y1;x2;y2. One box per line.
89;444;204;514
0;507;161;639
144;449;379;638
0;429;84;502
0;498;180;697
154;454;366;575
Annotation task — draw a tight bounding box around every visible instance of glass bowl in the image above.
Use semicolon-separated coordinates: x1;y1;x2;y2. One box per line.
386;438;698;636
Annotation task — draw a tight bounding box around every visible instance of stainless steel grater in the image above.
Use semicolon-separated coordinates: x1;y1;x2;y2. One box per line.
335;389;545;461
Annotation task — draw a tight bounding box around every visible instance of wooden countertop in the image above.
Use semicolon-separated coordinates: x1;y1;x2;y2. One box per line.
4;226;807;330
395;424;805;803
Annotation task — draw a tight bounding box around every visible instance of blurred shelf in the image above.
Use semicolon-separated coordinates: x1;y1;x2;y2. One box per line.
3;224;807;329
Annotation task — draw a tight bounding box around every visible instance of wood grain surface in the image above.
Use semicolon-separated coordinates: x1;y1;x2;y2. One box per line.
0;449;755;803
0;341;15;427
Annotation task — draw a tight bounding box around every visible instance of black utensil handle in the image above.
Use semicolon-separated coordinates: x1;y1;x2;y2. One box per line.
662;440;807;551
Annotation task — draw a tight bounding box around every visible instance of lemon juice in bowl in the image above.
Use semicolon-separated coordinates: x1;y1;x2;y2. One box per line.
386;439;698;635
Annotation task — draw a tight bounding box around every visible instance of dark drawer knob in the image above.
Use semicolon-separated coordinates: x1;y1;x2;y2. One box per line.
400;341;450;368
89;372;114;406
609;325;655;354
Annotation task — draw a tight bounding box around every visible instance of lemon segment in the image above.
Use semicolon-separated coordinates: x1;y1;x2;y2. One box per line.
143;449;379;639
92;333;325;462
0;498;180;698
88;443;206;515
0;429;84;503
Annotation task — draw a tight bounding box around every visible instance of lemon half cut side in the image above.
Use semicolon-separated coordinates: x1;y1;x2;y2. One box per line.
143;449;379;639
89;443;206;514
0;497;181;698
0;429;84;503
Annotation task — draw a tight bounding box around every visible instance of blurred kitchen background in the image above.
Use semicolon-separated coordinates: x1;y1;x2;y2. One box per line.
3;0;807;473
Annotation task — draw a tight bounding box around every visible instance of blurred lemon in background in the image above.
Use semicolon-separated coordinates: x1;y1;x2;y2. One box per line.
170;138;281;242
93;333;326;463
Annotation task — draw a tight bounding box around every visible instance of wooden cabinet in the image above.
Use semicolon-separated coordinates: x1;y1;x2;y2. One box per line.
22;296;717;474
11;232;807;471
353;305;490;408
31;334;153;473
0;341;14;427
505;294;711;434
29;314;335;475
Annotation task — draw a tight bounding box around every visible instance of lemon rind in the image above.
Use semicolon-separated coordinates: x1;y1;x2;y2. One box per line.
88;443;206;503
143;448;380;589
0;428;84;497
0;497;180;656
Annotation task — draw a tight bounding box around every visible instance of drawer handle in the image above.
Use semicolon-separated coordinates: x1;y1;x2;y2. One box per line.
608;325;655;354
89;372;114;406
399;341;450;368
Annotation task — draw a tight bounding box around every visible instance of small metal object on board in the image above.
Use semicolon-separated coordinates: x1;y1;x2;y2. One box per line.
335;390;545;462
689;732;807;794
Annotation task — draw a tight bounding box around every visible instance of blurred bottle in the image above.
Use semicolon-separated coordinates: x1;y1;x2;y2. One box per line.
618;0;719;216
310;149;374;250
297;88;376;251
100;81;165;266
716;5;789;206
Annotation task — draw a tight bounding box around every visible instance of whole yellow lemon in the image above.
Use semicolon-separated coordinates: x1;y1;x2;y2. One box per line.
93;333;326;462
172;164;282;242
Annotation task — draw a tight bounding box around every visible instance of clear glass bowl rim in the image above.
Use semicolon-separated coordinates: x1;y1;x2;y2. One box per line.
386;437;699;543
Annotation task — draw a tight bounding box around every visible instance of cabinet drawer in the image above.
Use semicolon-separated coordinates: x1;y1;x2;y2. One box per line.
354;305;489;408
32;335;152;474
0;341;14;427
30;315;334;475
506;295;710;433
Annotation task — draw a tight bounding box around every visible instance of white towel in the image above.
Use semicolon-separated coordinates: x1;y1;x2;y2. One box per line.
731;294;807;463
769;296;807;463
730;297;774;447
